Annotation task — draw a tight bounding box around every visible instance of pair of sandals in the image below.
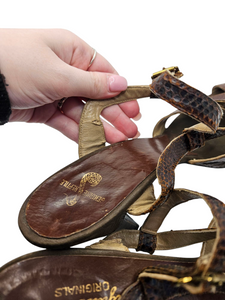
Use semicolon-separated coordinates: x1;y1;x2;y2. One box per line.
1;67;225;299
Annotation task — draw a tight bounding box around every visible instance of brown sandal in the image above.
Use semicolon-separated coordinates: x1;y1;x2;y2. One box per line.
18;67;223;249
2;124;225;299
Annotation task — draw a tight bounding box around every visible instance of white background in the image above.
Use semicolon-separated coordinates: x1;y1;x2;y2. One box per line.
0;0;224;267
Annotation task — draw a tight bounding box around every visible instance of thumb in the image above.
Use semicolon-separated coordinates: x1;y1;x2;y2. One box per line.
61;66;128;99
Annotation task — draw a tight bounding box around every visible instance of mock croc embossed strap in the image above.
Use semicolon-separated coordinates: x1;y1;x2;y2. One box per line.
148;124;225;213
78;68;222;158
149;70;222;131
152;85;225;168
152;109;225;168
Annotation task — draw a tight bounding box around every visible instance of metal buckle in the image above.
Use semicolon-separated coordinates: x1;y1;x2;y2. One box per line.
177;274;225;287
151;66;182;80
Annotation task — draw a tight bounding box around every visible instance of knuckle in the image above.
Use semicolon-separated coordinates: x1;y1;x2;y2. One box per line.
53;69;71;98
89;73;105;99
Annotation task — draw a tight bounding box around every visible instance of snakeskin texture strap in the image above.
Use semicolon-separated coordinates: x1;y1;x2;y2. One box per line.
148;126;225;214
150;70;222;132
152;87;225;169
78;67;222;158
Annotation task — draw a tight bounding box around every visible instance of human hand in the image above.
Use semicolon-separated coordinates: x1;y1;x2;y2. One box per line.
0;29;140;143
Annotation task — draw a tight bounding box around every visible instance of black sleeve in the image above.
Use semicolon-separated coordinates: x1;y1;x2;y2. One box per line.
0;72;11;125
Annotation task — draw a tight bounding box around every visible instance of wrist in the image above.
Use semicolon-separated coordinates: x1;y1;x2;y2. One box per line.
0;72;11;125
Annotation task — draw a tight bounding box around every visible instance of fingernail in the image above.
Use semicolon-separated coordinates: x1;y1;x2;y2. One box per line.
133;112;142;121
133;131;141;139
108;75;127;92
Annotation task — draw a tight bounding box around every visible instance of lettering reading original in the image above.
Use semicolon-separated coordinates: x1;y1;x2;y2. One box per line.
54;281;121;299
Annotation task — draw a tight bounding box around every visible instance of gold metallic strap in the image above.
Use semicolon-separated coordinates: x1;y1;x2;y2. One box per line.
78;85;151;158
102;226;216;252
152;110;180;137
127;185;156;216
